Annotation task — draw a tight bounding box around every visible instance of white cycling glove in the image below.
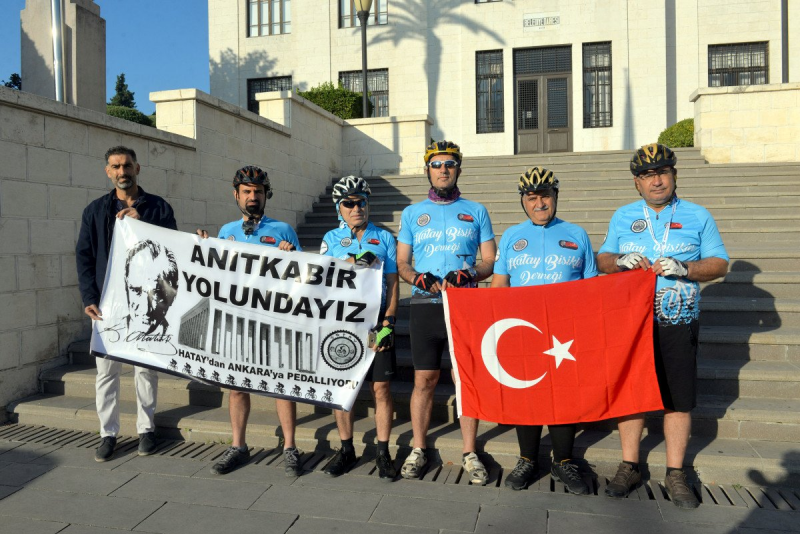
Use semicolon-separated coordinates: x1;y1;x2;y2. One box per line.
616;252;645;270
657;257;689;277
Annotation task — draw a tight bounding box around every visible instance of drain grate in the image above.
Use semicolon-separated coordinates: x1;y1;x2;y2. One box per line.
1;423;797;511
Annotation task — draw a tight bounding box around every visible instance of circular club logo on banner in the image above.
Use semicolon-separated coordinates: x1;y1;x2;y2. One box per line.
340;237;352;247
513;239;528;252
321;331;364;371
631;219;647;233
320;241;328;254
417;213;431;227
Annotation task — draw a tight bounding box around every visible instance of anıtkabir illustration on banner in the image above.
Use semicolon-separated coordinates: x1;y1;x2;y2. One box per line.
90;218;383;411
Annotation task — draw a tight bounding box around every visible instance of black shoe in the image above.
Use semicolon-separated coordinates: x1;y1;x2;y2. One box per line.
138;432;158;456
505;457;538;491
605;462;642;498
323;448;358;477
95;436;117;462
375;450;397;480
210;446;250;475
665;469;700;509
551;460;590;495
284;447;303;477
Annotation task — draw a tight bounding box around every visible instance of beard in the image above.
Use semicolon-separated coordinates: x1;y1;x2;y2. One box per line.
244;202;264;216
117;177;134;190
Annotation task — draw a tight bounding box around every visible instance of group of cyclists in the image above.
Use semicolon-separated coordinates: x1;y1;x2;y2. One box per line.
80;139;728;510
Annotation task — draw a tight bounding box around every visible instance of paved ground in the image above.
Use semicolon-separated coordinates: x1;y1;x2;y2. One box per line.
0;427;797;534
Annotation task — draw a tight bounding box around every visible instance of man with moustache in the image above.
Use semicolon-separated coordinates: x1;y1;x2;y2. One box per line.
597;143;728;509
76;146;178;462
196;165;303;477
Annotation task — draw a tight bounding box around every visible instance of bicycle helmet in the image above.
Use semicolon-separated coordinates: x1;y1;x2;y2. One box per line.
518;167;559;194
331;175;371;204
630;143;677;176
233;165;273;199
423;140;462;164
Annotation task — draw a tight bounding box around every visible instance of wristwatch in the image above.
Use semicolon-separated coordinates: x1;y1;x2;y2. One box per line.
383;315;396;326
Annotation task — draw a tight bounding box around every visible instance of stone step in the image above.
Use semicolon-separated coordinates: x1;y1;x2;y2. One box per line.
700;298;800;328
701;272;800;299
6;394;799;485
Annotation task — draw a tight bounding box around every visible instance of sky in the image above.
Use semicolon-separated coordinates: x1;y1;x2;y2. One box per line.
0;0;209;114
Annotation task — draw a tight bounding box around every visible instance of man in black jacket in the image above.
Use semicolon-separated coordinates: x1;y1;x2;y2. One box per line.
76;146;177;462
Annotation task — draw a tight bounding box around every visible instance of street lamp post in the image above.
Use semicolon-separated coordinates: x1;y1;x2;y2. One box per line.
355;0;373;118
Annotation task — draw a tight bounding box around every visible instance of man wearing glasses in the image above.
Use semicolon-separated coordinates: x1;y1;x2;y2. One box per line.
396;141;497;484
196;166;303;477
597;143;728;509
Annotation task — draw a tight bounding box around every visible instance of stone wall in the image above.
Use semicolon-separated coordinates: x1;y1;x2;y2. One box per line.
691;83;800;163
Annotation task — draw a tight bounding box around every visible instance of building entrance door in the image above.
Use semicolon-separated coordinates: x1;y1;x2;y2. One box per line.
514;46;572;154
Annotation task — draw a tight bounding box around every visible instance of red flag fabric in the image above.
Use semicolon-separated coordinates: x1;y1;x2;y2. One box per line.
443;270;663;425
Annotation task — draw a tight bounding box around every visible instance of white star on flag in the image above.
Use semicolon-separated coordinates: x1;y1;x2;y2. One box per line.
543;336;576;368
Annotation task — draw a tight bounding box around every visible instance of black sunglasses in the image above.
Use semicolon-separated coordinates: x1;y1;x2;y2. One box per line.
428;160;460;169
340;199;367;209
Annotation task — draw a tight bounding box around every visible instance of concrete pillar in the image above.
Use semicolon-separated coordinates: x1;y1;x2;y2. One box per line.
20;0;106;113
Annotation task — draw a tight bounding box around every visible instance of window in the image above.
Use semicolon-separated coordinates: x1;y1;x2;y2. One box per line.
247;76;292;113
708;42;768;87
582;42;612;128
248;0;291;36
339;69;389;117
476;50;504;133
340;0;388;28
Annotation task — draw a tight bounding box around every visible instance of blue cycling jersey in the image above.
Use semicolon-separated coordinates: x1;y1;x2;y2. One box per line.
321;222;397;311
218;216;302;251
598;197;728;325
398;198;494;299
495;218;597;287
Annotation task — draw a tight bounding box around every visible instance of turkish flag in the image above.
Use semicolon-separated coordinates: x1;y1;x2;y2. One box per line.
443;270;663;425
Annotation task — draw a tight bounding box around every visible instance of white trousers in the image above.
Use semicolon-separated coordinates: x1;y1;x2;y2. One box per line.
96;358;158;437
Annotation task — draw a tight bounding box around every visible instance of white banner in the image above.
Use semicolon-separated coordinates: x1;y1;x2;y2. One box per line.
90;218;382;411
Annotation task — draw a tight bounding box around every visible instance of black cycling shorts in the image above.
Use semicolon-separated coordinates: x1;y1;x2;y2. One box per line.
365;345;396;383
409;301;450;371
653;320;699;413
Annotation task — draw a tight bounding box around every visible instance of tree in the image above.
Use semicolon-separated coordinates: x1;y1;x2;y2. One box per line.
3;73;21;90
109;73;136;108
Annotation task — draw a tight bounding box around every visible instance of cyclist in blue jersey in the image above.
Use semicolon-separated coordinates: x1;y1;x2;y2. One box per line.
491;167;595;494
397;141;497;484
597;144;729;509
319;176;399;480
195;166;304;477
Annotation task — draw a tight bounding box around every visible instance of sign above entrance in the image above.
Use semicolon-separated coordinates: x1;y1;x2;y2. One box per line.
523;13;560;31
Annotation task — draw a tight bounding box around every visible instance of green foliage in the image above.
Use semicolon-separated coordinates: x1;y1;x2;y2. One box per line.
3;73;21;90
297;81;372;120
149;113;157;127
658;118;694;148
109;73;136;108
107;105;153;127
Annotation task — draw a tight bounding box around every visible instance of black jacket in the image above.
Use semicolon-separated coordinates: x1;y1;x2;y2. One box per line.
76;187;177;307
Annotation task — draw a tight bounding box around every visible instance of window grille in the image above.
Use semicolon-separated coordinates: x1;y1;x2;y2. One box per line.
340;0;388;28
476;50;504;133
339;69;389;117
582;42;612;128
708;42;768;87
514;46;571;76
247;76;292;113
248;0;291;37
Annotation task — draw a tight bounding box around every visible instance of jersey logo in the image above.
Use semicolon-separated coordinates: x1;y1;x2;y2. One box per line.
458;214;474;222
227;236;236;241
631;219;647;233
417;213;431;227
260;236;276;244
368;238;380;245
559;240;578;250
669;222;683;229
340;238;352;247
320;241;328;254
512;239;528;252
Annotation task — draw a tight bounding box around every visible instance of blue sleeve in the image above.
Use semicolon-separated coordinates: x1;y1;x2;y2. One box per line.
383;231;398;274
598;211;622;255
697;209;729;261
286;228;302;252
478;205;495;242
580;230;598;279
217;224;228;239
321;232;335;257
398;208;413;245
493;232;509;276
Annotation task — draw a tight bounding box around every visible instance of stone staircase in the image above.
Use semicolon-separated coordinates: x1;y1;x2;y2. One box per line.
7;148;800;486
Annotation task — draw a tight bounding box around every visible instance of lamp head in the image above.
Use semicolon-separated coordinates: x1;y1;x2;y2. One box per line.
354;0;373;13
